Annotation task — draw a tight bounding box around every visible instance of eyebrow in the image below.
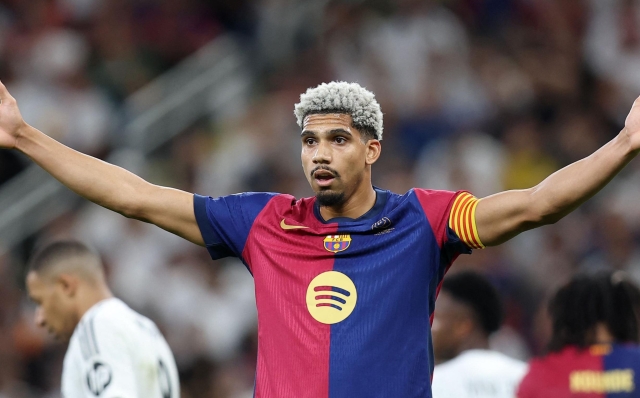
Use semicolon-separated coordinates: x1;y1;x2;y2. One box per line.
300;128;353;137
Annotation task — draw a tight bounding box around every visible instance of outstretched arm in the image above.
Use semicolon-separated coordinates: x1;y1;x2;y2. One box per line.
476;97;640;246
0;81;204;246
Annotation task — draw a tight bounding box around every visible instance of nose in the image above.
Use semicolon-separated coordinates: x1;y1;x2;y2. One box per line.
312;141;332;164
34;307;46;328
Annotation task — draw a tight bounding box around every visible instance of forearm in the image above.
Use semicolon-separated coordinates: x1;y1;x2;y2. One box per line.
16;124;152;218
477;130;637;245
530;130;635;222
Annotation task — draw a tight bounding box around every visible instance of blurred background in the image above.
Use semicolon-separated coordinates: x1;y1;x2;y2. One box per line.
1;0;640;396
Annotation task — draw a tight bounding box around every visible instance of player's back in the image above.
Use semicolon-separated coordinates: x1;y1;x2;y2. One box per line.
432;349;527;398
63;298;179;398
517;344;640;398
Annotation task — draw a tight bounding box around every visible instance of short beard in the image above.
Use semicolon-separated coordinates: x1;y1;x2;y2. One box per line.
316;190;346;207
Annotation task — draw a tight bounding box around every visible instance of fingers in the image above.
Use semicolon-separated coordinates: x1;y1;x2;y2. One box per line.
0;80;12;103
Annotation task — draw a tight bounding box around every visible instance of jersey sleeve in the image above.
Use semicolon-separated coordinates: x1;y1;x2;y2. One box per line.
413;189;476;259
76;317;137;398
193;192;277;260
448;191;485;250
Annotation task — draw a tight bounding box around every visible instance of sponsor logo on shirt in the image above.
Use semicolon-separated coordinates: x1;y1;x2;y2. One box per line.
280;219;309;230
570;369;635;393
86;361;112;396
371;217;392;231
372;217;395;235
323;235;351;252
306;271;357;324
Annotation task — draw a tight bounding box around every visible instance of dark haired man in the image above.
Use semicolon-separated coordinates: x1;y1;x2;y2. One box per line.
517;271;640;398
3;79;640;397
26;240;179;398
431;271;526;398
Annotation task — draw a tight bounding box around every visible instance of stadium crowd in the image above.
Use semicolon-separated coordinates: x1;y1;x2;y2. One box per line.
2;0;640;396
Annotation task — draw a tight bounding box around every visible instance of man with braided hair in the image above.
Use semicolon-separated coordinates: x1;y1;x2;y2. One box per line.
2;79;640;397
517;271;640;397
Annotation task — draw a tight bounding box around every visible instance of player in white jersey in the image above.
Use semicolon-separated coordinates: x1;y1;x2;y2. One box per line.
431;271;527;398
25;240;180;398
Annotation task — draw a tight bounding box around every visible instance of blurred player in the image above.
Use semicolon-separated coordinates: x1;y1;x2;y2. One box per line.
517;271;640;398
2;80;640;397
26;240;180;398
431;271;526;398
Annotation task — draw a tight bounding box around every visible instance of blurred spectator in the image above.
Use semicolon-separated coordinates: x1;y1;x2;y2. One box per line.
432;271;527;398
517;271;640;397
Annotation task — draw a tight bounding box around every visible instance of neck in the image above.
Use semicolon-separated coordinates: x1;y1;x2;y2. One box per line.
456;331;490;356
593;323;615;345
76;283;113;320
319;184;377;220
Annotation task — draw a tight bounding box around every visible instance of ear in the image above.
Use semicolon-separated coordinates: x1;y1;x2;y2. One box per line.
365;139;381;165
57;274;79;298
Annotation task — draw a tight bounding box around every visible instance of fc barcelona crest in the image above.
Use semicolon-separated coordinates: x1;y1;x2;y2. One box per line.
324;235;351;253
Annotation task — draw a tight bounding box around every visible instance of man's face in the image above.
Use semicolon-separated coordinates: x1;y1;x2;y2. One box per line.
431;291;473;363
26;271;78;341
301;113;376;207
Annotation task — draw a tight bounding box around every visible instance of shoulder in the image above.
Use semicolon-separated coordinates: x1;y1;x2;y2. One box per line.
521;349;570;378
437;350;527;377
409;188;466;214
85;298;141;339
614;343;640;355
484;351;528;376
432;359;466;393
196;191;282;210
411;188;460;201
196;192;315;219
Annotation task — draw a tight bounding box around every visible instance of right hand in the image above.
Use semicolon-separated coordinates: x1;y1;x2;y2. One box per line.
0;80;28;149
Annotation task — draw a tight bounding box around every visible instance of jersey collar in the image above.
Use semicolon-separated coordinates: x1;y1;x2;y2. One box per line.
313;187;389;225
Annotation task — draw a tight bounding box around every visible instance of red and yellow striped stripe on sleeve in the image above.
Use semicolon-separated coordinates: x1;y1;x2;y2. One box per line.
448;192;484;249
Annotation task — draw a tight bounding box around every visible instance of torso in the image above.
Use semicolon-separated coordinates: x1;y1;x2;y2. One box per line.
62;298;179;398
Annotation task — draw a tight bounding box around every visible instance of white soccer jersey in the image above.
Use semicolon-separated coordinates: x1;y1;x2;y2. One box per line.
62;298;179;398
431;349;527;398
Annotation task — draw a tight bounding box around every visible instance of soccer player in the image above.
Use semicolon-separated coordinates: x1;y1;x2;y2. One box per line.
26;240;180;398
2;80;640;397
517;271;640;397
431;271;527;398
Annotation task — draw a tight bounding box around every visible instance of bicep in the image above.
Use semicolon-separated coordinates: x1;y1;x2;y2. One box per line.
135;184;204;246
475;189;540;246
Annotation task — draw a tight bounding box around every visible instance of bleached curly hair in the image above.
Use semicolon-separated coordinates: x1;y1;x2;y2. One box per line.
294;81;383;140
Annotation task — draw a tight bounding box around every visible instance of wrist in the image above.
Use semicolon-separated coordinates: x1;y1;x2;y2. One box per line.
618;127;639;158
14;123;37;153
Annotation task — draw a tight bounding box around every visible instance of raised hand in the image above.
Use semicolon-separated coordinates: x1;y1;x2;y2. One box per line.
624;95;640;154
0;80;28;150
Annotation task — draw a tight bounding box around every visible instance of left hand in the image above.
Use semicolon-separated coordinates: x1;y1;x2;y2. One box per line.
624;95;640;153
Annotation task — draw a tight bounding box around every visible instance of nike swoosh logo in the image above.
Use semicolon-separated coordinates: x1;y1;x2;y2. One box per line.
280;219;309;230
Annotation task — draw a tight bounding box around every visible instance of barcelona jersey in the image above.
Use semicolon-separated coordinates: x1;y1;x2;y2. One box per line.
194;188;482;397
517;344;640;398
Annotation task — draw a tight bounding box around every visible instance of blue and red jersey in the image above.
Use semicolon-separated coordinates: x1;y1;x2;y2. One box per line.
518;344;640;398
194;188;482;398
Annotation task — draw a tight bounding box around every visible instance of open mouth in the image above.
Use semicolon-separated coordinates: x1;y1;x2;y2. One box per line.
313;170;336;186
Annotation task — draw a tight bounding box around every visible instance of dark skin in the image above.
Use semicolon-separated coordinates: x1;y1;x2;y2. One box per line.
431;291;489;365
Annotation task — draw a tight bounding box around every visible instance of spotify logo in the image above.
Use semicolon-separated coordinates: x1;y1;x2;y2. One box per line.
306;271;357;324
